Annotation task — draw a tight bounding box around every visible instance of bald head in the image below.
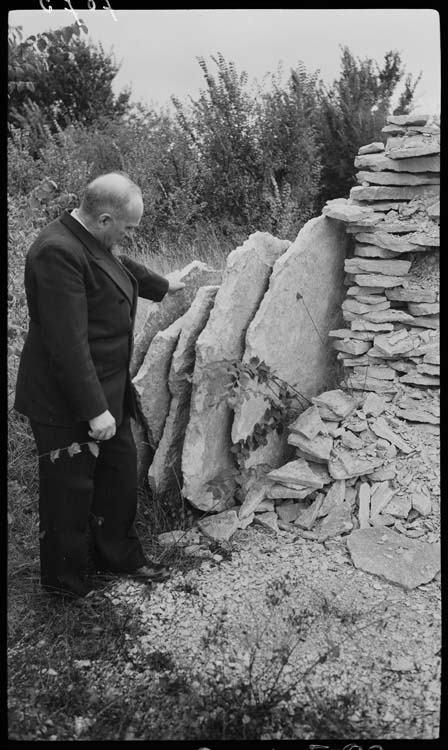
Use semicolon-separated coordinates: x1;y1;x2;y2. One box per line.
80;172;142;222
76;172;144;251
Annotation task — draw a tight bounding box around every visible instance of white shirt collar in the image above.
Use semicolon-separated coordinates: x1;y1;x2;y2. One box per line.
70;208;91;234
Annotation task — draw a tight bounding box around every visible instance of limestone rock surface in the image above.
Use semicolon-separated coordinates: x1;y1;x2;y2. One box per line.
231;215;348;470
131;261;222;376
346;527;440;589
182;233;289;511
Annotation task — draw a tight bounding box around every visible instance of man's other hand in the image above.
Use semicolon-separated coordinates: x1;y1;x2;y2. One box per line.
167;279;186;293
88;409;116;441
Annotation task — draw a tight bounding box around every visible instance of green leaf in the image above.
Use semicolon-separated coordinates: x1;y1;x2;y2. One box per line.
36;37;47;52
67;442;82;458
50;449;61;463
87;441;100;458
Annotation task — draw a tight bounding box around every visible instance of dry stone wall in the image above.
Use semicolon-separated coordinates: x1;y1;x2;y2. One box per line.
131;112;439;585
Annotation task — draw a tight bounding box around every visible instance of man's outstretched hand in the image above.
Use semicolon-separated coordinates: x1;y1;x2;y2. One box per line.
88;409;116;441
167;278;186;293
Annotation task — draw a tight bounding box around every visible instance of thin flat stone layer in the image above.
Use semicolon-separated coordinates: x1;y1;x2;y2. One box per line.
354;153;440;173
355;170;439;186
385;134;440;159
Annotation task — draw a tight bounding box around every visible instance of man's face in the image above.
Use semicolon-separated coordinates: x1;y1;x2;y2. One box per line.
98;196;143;251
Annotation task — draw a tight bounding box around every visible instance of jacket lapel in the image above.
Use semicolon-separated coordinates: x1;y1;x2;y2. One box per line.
60;211;135;306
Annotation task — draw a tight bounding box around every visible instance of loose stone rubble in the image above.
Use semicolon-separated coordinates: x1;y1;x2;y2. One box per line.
130;112;439;589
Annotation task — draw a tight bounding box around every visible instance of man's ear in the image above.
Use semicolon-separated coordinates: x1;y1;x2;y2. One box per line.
98;213;113;227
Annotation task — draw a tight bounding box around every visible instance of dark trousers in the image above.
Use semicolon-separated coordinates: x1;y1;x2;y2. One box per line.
30;415;146;591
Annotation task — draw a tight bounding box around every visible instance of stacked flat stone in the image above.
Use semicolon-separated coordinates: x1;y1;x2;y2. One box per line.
199;387;436;543
323;112;439;396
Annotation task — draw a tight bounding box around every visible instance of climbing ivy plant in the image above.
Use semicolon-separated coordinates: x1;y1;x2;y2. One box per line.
205;356;313;505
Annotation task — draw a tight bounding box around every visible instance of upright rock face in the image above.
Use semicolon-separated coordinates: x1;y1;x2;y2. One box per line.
130;261;223;377
148;286;219;517
231;215;348;470
181;232;290;512
132;314;185;448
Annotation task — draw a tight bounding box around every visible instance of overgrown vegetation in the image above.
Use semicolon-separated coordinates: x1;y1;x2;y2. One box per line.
7;16;437;741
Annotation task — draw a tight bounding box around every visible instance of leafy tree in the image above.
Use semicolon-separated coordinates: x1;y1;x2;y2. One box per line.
256;62;323;235
173;53;264;231
317;46;421;205
8;21;130;139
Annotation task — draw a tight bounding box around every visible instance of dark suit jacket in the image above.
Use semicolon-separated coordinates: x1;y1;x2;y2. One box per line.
14;210;169;427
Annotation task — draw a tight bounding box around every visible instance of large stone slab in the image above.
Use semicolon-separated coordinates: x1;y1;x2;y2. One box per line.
231;215;348;468
354;153;440;173
353;244;400;259
346;527;440;589
353;274;406;288
386;113;429;127
385;134;440;159
386;286;437;303
350;185;439;202
345;258;411;277
355;232;425;254
355;170;439;186
130;261;222;377
148;286;219;506
181;233;290;511
358;142;384;155
322;199;374;223
132;314;185;448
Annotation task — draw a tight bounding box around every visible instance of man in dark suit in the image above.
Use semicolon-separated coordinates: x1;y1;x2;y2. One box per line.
14;172;185;598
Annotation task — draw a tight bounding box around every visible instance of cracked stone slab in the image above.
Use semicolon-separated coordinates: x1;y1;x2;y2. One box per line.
355;232;426;254
182;232;289;511
130;261;223;377
231;214;347;470
354;152;440;173
350;184;439;202
345;258;411;276
355;170;439;186
385;134;440;159
132;314;185;448
148;286;219;500
346;527;440;590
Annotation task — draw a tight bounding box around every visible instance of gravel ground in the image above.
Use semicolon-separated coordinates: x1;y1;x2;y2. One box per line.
68;387;440;741
83;525;440;740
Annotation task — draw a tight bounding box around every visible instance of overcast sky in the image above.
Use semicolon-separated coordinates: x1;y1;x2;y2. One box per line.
9;8;441;115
